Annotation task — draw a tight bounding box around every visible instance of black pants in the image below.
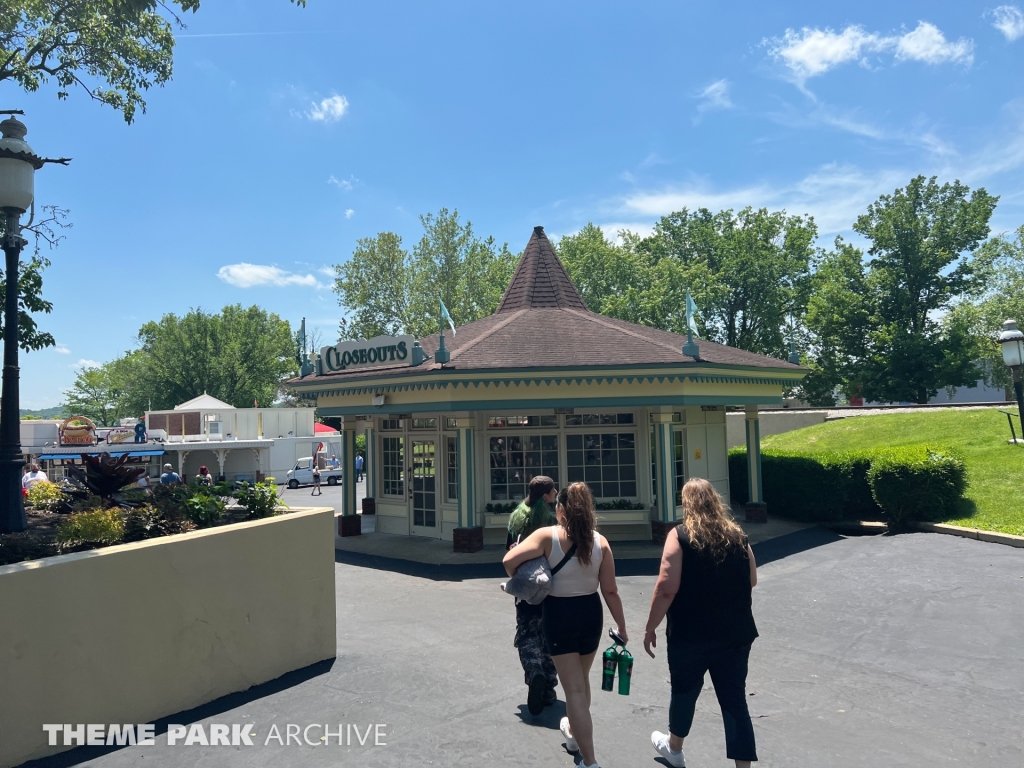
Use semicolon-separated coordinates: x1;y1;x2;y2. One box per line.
668;641;757;762
514;601;558;689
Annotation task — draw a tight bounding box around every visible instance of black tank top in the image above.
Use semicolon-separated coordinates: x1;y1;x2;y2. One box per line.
666;526;758;647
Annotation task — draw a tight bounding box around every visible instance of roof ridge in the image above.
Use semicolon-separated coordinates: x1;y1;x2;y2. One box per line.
447;309;527;362
563;309;693;360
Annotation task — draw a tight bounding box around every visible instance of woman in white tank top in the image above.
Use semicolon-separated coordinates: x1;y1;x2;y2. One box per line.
503;482;628;768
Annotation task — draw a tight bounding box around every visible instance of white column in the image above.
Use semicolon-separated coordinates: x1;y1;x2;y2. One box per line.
651;411;676;523
455;417;476;528
745;405;765;508
339;417;357;517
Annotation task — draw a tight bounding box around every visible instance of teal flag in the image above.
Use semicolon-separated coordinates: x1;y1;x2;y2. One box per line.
685;291;700;337
440;297;456;335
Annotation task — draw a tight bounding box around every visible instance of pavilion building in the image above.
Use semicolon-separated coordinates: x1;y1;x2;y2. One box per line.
289;226;805;549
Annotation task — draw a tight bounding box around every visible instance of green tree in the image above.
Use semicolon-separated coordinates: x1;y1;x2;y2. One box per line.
129;305;295;410
0;0;304;123
851;176;998;403
800;239;871;405
945;225;1024;392
557;225;652;317
0;206;70;352
405;209;517;338
62;361;132;426
332;210;518;340
334;232;411;340
639;207;817;357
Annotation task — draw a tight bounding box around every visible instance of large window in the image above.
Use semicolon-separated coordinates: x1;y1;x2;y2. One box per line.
382;436;404;496
488;415;558;428
446;435;458;501
565;413;634;426
490;434;559;501
567;432;637;499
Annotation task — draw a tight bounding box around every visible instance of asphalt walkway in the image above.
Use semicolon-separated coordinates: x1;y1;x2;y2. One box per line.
25;530;1024;767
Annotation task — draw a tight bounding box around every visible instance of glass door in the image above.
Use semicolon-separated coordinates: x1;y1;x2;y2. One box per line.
409;440;439;537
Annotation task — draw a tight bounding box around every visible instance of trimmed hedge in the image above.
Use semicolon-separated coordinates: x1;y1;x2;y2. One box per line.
729;445;967;526
868;448;967;530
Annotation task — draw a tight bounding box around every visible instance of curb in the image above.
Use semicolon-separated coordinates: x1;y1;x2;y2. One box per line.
915;522;1024;549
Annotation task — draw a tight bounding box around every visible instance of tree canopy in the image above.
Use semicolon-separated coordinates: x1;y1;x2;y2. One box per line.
333;209;518;340
1;0;305;123
62;305;296;418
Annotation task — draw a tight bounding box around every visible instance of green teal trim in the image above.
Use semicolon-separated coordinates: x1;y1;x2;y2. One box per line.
317;394;784;417
294;370;802;399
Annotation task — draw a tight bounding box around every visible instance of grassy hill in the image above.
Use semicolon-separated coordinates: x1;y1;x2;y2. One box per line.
761;408;1023;536
20;406;65;419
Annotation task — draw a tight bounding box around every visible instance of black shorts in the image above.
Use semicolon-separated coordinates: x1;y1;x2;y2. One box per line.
542;592;603;656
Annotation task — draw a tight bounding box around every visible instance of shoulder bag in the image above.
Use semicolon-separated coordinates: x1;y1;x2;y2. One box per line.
501;540;578;605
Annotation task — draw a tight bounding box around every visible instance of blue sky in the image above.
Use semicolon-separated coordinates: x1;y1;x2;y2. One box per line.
7;1;1024;408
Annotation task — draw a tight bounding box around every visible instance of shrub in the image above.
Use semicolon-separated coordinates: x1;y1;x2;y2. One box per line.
233;480;286;519
56;509;125;547
183;491;225;527
868;448;968;530
26;481;67;512
122;505;196;542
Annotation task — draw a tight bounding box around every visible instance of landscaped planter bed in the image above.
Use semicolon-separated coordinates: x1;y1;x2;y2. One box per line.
0;507;336;768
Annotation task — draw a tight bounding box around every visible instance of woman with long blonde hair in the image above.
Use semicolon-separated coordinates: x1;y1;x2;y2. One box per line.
643;478;759;768
503;482;627;768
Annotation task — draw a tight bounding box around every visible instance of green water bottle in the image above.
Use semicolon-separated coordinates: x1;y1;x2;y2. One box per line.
617;648;634;695
601;645;618;692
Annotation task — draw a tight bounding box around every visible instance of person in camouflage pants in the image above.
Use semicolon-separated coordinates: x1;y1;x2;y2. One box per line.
507;476;560;714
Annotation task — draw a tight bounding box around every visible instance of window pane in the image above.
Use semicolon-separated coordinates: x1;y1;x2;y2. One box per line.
565;415;582;426
618;433;635;448
568;467;584;482
617;413;635;424
540;415;558;427
566;434;583;450
604;483;620;497
620;482;637;497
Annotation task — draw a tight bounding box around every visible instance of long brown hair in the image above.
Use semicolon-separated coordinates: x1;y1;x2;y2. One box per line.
681;478;746;562
556;482;596;566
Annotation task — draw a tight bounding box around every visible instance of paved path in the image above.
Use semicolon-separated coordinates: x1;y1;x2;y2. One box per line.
27;531;1024;767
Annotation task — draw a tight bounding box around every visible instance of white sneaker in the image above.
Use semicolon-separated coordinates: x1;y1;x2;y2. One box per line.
651;731;685;767
560;717;578;752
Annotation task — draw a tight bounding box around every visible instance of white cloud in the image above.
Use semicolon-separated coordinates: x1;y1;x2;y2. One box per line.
766;22;973;86
71;359;101;370
894;22;973;65
991;5;1024;41
695;79;734;115
307;94;349;123
54;344;70;355
344;209;355;219
216;263;325;289
328;174;357;190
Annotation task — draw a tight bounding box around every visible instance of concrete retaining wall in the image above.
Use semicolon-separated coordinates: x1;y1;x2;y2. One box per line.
726;410;827;449
0;507;336;768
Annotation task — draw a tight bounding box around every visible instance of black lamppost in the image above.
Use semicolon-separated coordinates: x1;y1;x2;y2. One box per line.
0;114;44;532
999;319;1024;427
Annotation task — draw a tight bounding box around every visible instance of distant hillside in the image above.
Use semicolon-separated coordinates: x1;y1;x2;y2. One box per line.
20;406;65;420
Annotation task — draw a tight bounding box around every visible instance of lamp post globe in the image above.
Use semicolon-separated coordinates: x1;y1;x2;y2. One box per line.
0;113;43;533
998;319;1024;430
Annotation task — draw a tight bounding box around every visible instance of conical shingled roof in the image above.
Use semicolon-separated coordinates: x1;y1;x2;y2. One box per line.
496;226;588;312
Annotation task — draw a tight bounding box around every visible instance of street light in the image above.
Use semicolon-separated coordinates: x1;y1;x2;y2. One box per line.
0;114;44;532
998;319;1024;434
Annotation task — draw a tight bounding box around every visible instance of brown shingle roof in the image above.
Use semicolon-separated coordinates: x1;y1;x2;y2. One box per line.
496;226;588;312
293;226;805;385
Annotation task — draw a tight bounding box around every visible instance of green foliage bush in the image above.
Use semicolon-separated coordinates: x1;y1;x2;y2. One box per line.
122;504;196;542
730;445;967;525
56;509;125;547
26;481;67;512
868;448;968;530
233;480;286;519
183;491;224;527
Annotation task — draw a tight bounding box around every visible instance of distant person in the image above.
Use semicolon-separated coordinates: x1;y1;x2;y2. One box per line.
355;453;364;482
503;482;628;768
195;465;214;487
505;476;560;714
22;464;48;491
160;463;181;485
137;474;152;495
643;478;759;768
311;465;322;496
